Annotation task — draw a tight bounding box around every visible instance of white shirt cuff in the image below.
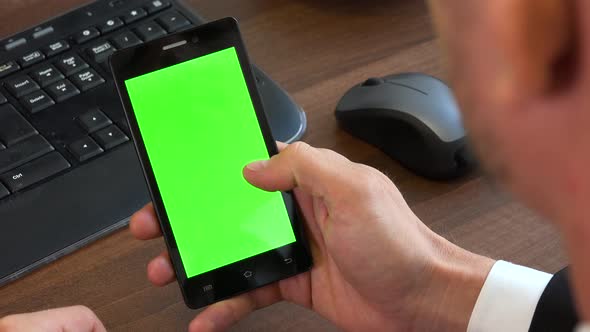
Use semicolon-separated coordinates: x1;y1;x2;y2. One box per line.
467;260;552;332
577;324;590;332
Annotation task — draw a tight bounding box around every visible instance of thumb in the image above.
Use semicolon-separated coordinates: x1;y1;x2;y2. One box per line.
242;142;352;197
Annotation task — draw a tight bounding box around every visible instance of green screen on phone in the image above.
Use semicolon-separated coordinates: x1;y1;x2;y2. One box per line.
124;47;296;278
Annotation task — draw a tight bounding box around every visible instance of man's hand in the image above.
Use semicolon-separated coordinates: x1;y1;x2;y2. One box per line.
130;142;493;332
0;306;106;332
428;0;590;320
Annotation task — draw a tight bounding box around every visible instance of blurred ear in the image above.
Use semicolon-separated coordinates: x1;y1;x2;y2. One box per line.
504;0;575;96
427;0;574;104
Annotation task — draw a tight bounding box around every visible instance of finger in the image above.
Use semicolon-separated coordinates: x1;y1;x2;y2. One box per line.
0;306;106;332
188;284;282;332
243;142;353;197
129;203;162;240
147;251;175;287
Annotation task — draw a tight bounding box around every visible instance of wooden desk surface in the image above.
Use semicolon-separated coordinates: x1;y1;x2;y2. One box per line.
0;0;567;330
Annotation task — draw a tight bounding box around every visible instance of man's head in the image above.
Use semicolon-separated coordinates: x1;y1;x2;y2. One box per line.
428;0;590;320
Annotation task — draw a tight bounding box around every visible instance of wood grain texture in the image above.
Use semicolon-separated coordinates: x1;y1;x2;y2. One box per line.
0;0;567;331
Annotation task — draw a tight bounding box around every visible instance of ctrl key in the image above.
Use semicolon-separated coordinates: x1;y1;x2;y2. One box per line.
0;152;70;192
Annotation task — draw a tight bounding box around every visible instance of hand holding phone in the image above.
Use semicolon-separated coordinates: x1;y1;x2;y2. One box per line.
130;141;493;332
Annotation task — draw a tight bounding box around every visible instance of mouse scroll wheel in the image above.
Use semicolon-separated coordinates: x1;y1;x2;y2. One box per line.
362;78;385;86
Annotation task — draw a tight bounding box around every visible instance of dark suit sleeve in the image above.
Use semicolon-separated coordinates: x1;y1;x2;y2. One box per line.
529;268;579;332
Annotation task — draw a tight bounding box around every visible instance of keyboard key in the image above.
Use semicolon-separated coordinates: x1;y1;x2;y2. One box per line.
0;135;54;174
78;108;112;132
135;21;167;41
157;11;190;33
55;54;89;76
74;27;101;44
20;90;55;114
93;125;128;150
0;104;38;146
33;26;55;39
173;24;194;34
123;8;147;24
19;50;45;68
98;17;124;34
0;61;20;79
31;65;64;87
146;0;170;13
68;136;103;162
87;41;117;63
0;92;6;104
43;40;70;57
70;69;105;92
5;75;40;98
0;182;8;199
109;0;125;7
112;31;142;49
3;38;26;51
0;152;70;192
46;79;80;103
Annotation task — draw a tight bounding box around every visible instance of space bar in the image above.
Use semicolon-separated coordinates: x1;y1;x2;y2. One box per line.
0;152;71;192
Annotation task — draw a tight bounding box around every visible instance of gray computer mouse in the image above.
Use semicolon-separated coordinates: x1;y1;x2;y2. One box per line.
335;73;476;180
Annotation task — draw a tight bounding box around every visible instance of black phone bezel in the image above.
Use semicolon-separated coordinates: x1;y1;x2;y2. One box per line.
110;17;312;309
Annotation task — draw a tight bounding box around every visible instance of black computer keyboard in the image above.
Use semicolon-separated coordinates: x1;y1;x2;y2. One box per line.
0;0;305;287
0;0;195;199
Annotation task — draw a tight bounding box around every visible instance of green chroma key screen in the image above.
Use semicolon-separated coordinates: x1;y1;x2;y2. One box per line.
125;47;296;278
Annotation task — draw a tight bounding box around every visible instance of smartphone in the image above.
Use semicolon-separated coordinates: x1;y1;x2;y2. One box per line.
110;17;312;309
